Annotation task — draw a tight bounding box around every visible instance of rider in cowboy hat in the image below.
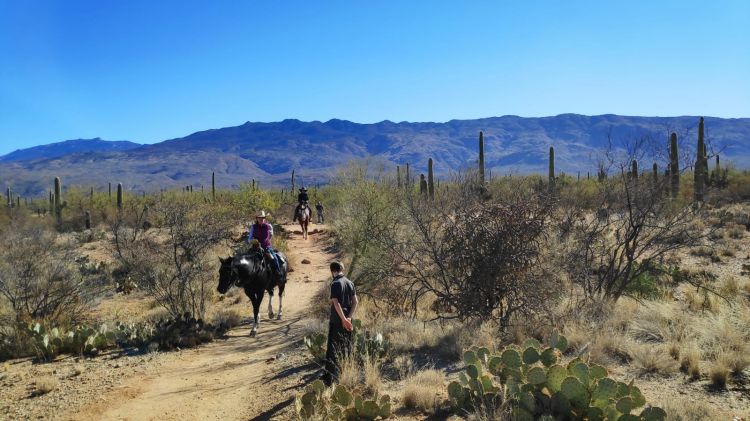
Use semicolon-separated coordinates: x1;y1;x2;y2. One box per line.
247;210;282;274
294;187;310;222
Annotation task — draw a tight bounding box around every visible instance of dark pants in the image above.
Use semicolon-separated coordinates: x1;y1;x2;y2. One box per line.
323;323;352;384
317;212;324;224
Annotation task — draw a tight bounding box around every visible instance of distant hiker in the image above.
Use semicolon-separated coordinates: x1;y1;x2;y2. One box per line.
247;210;282;274
322;261;358;386
316;201;324;224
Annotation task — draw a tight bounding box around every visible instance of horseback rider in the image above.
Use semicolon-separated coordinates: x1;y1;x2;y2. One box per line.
293;187;310;222
247;210;282;274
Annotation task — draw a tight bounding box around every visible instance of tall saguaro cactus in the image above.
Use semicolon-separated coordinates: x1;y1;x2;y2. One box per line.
54;177;62;224
117;183;123;210
478;131;485;184
652;162;658;187
405;163;411;188
427;158;435;200
211;172;216;202
108;182;112;200
670;133;680;198
548;146;555;188
6;187;11;208
396;165;401;188
694;117;706;202
291;170;296;197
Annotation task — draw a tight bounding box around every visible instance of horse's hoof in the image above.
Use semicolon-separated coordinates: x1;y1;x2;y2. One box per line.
268;312;275;319
276;314;282;320
249;330;257;337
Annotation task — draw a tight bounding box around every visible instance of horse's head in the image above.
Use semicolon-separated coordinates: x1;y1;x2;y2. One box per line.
217;256;236;294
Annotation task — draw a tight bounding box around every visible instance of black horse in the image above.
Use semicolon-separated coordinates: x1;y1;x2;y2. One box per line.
217;246;288;336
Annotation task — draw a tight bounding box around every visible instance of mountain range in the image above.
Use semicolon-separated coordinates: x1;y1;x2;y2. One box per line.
1;114;749;197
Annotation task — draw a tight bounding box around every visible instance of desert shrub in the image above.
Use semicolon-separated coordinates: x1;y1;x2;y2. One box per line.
561;149;707;302
402;369;445;413
0;220;97;327
111;196;241;319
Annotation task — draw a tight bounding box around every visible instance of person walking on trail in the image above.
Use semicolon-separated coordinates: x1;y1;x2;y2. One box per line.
322;261;358;386
315;201;324;224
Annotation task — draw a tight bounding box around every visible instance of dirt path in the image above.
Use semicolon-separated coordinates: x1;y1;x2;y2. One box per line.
68;224;333;421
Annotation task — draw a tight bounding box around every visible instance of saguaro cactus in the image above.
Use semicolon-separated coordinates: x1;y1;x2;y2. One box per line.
108;182;112;199
54;177;62;224
396;165;401;188
694;117;706;202
652;162;658;187
291;170;296;197
670;133;680;198
49;190;53;213
548;146;555;188
212;172;216;202
406;163;411;187
428;158;435;200
6;187;11;208
117;183;123;210
478;131;485;184
85;210;91;229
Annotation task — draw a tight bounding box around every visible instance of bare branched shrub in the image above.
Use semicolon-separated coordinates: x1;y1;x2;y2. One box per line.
111;196;239;319
0;221;94;327
560;138;708;301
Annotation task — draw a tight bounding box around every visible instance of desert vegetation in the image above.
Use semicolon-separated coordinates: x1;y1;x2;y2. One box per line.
1;118;750;420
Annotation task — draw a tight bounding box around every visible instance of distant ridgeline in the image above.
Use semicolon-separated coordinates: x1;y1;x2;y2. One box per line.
1;114;748;197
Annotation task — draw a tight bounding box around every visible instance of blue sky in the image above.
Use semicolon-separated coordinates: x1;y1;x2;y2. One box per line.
0;1;748;154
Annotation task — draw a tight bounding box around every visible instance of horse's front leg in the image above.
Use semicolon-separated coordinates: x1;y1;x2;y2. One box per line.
250;292;261;336
267;291;275;320
277;289;284;320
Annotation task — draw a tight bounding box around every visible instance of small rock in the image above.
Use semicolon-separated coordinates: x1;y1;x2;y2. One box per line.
301;259;311;264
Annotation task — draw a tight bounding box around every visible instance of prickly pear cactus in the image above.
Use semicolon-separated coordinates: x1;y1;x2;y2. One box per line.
294;381;391;420
448;330;666;420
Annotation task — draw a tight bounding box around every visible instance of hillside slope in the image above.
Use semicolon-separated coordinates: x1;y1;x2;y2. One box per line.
2;115;748;196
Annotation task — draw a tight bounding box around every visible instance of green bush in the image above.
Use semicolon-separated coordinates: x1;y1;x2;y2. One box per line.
447;332;666;420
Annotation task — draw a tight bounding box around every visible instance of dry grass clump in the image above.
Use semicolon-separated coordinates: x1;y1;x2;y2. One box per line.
362;353;382;395
726;223;746;239
679;343;701;380
392;355;414;381
589;330;632;365
660;397;722;420
709;358;730;389
34;376;59;395
209;307;244;329
337;352;359;390
563;323;590;353
402;369;445;414
719;246;736;257
718;276;740;298
690;245;716;259
629;343;678;376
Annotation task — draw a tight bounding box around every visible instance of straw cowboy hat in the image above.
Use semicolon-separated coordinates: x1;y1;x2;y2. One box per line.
299;186;307;192
256;210;268;218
